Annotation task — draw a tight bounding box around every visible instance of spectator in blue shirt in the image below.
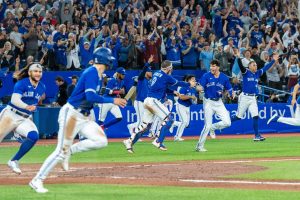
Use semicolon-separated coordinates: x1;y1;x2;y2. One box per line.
199;42;214;71
166;36;181;69
53;36;68;70
79;30;96;69
118;36;130;68
181;37;198;69
248;24;265;48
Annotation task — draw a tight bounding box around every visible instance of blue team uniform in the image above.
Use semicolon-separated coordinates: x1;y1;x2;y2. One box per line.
68;67;113;111
237;59;275;95
104;77;125;98
9;78;46;115
200;72;233;99
148;70;190;100
136;63;151;102
177;86;197;107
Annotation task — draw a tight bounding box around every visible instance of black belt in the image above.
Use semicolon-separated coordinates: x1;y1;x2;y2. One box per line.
243;93;256;96
10;108;30;118
76;108;90;116
207;98;220;101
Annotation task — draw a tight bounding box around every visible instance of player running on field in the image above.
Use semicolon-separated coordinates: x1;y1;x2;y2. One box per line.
123;60;190;153
173;75;198;141
98;67;126;129
0;63;45;174
196;60;234;152
231;51;279;141
29;47;126;193
127;56;153;135
268;77;300;126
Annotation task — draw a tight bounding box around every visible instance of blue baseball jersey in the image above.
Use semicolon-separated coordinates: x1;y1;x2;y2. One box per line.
250;31;264;46
68;66;113;110
241;60;275;95
104;77;125;98
200;72;233;99
136;78;150;102
148;70;189;100
9;78;46;115
178;86;197;107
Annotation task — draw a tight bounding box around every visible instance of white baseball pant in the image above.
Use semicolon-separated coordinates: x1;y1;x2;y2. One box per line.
236;93;258;118
127;100;144;135
277;104;300;126
98;103;122;122
174;103;190;139
197;98;231;149
33;103;107;181
0;105;38;142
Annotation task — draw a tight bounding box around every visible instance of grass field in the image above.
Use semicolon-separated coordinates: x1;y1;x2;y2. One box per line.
1;136;300;200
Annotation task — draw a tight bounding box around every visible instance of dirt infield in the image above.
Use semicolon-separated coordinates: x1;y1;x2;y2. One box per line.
1;158;300;191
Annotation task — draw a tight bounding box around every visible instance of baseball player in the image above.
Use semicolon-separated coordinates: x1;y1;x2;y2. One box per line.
231;51;279;141
0;63;45;174
29;47;127;193
267;79;300;126
196;60;233;152
174;75;198;141
98;67;126;129
127;56;153;135
123;60;190;153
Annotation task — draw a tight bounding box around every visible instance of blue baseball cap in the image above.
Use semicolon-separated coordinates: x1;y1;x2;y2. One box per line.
116;67;126;75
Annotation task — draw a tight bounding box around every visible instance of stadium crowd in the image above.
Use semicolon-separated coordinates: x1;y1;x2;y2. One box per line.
0;0;300;95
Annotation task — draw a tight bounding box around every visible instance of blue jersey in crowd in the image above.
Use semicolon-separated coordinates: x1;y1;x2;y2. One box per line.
227;15;243;31
250;31;264;47
200;72;233;99
238;58;275;95
166;39;181;66
79;37;95;68
213;14;223;39
148;70;189;100
9;78;46;115
104;77;125;98
68;67;113;110
181;45;198;67
177;86;197;107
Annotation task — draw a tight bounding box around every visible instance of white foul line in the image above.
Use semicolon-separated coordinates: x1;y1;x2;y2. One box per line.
213;158;300;164
180;179;300;186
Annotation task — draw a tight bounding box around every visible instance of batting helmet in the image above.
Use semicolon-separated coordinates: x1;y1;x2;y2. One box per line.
93;47;115;66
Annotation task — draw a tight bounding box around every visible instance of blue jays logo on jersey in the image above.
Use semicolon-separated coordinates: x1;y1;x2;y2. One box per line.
23;91;34;97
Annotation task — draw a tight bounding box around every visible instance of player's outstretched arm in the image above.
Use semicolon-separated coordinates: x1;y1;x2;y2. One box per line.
113;98;127;108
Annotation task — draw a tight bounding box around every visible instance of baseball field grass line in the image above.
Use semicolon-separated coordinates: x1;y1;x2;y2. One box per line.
180;179;300;185
1;184;300;200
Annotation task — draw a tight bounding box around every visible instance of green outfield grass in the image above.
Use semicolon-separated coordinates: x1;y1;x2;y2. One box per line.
0;184;300;200
0;136;299;164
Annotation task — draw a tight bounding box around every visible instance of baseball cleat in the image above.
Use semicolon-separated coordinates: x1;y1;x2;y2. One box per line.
123;139;134;153
267;114;279;124
209;129;216;139
174;137;184;142
152;139;167;151
253;136;266;142
196;147;207;152
7;160;22;174
159;144;168;151
29;178;48;193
